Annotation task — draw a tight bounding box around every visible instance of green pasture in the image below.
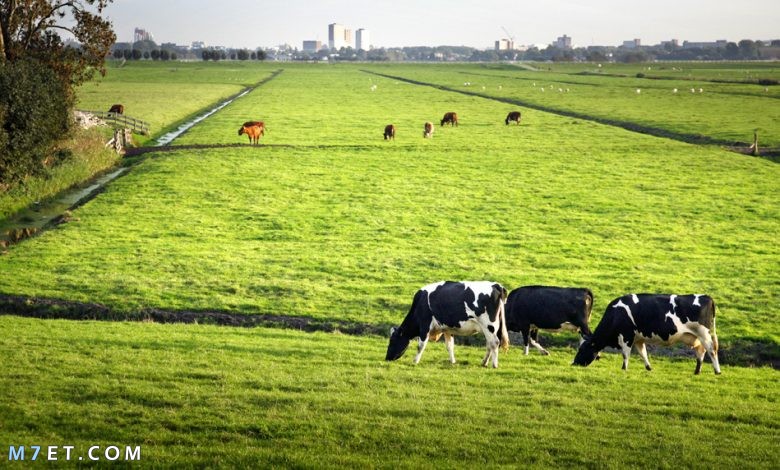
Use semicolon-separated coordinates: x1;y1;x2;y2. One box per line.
1;65;778;349
0;317;777;467
368;63;779;147
76;61;278;143
543;61;780;83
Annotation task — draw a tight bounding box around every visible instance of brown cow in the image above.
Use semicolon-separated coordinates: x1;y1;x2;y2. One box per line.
238;121;266;144
505;111;522;125
383;124;396;140
423;121;434;138
108;104;124;114
440;112;458;127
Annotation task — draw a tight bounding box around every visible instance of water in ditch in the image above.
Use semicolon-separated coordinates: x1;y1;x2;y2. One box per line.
1;89;252;245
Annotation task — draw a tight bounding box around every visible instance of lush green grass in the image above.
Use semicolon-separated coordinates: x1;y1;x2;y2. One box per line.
76;61;278;144
0;317;777;467
1;66;778;348
368;63;779;147
543;61;780;83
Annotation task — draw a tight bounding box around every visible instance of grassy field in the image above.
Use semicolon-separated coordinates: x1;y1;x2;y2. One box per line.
1;62;778;467
366;62;779;147
0;317;777;467
2;65;778;345
76;61;278;144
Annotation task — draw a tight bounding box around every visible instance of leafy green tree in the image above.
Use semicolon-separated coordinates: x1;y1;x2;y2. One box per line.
0;0;116;87
0;59;71;185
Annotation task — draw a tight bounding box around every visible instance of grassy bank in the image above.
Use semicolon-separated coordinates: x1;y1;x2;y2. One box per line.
0;128;120;220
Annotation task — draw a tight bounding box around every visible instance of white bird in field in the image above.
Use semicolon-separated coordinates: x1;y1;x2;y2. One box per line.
636;89;641;94
691;88;696;93
540;88;545;92
699;88;704;93
673;88;678;93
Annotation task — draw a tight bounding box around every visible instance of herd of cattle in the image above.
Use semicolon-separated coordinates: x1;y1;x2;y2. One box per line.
385;281;721;375
230;111;522;144
384;111;521;140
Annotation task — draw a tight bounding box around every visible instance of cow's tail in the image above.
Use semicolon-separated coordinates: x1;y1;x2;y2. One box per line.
710;298;719;355
498;297;510;352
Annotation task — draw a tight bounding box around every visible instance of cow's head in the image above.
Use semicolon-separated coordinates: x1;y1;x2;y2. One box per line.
238;127;245;136
385;326;411;361
572;337;598;366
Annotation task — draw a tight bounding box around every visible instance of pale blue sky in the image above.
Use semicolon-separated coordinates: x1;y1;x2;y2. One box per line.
105;0;779;49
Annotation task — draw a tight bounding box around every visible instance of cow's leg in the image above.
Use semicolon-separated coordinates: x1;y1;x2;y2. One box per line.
481;333;500;368
702;333;721;375
635;342;652;371
412;337;429;364
693;342;706;375
528;329;550;355
444;333;456;364
617;335;632;370
521;327;531;355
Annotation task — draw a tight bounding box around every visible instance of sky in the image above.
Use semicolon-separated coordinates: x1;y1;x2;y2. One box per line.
104;0;779;49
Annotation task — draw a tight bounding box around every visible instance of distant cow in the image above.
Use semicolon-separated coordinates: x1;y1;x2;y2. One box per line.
440;112;458;127
238;121;265;145
505;286;594;355
573;294;721;375
108;104;124;114
505;111;522;125
386;281;510;368
423;121;434;138
383;124;396;140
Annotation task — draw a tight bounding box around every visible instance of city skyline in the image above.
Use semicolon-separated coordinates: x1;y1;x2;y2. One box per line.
104;0;779;49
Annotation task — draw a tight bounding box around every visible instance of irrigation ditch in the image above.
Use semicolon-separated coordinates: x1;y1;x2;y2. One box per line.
1;293;777;369
0;69;284;248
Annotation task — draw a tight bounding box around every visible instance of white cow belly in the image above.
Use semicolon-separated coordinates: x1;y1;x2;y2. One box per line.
430;318;482;336
531;321;580;333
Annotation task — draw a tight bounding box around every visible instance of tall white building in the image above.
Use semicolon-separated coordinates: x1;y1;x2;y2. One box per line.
356;29;370;51
328;23;346;50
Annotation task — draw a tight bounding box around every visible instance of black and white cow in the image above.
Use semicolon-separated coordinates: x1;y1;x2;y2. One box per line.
505;286;594;355
572;294;721;374
385;281;510;368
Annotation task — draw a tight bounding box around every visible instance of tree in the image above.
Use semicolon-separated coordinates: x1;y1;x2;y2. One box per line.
256;49;266;60
0;1;116;87
0;58;71;185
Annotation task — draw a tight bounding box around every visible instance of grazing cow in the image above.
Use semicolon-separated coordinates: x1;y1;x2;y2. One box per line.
440;112;458;127
573;294;721;375
505;286;594;355
383;124;396;140
505;111;522;125
423;121;434;138
386;281;510;368
108;104;124;114
238;121;265;145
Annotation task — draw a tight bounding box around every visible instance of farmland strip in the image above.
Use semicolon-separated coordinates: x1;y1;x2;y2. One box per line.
363;70;746;147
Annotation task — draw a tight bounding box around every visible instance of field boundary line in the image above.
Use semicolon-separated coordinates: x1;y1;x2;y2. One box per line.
362;70;758;150
0;293;777;368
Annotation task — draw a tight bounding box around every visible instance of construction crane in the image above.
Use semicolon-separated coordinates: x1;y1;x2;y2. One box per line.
501;26;516;43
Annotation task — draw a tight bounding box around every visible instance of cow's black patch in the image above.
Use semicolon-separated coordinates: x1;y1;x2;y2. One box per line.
487;325;495;333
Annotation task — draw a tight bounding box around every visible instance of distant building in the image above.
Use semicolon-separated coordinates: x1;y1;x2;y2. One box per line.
191;41;206;49
495;38;514;51
356;29;371;51
134;27;154;43
660;39;680;48
329;23;346;50
555;34;572;50
344;28;354;48
303;40;322;53
622;39;641;49
683;40;728;49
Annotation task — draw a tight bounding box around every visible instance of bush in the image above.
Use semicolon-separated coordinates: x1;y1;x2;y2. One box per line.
0;59;72;187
